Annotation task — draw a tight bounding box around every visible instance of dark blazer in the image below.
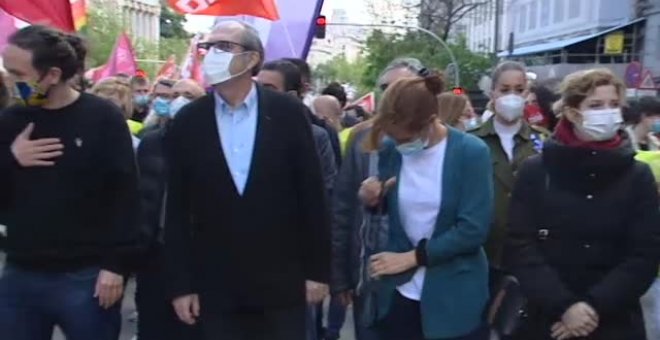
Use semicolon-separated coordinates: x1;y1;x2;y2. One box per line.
505;137;660;339
164;85;330;312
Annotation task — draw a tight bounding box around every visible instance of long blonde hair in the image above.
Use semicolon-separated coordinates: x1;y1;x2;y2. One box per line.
90;77;134;120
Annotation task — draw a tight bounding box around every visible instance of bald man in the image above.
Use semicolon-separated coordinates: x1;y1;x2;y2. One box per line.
172;79;206;101
313;95;343;132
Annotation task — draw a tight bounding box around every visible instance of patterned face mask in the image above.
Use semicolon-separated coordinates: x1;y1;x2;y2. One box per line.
15;81;50;107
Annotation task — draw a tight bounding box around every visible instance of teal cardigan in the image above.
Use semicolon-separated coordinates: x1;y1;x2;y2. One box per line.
374;127;494;339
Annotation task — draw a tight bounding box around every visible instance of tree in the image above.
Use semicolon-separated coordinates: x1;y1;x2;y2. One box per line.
360;29;491;91
409;0;488;41
314;55;369;93
82;2;190;78
160;0;189;39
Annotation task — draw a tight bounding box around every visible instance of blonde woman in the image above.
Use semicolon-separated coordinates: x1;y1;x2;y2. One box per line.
90;77;141;148
437;92;477;130
505;69;660;340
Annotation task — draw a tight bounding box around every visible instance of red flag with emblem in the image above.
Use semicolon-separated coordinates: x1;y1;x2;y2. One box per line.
0;0;75;31
168;0;279;21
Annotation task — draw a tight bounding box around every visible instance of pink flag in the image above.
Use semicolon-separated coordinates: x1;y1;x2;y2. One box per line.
351;92;376;113
0;8;18;53
179;34;205;86
93;33;137;82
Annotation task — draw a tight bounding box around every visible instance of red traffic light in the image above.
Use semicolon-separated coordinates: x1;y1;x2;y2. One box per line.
452;87;464;95
316;15;326;26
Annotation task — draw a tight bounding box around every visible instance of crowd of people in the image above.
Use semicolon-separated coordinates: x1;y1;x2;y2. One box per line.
1;21;660;340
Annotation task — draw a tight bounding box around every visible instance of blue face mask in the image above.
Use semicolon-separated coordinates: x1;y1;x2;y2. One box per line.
652;120;660;134
134;94;150;107
396;138;428;155
463;117;480;130
153;97;171;117
15;81;50;107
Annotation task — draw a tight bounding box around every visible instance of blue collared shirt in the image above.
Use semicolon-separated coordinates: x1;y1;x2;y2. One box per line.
214;84;259;195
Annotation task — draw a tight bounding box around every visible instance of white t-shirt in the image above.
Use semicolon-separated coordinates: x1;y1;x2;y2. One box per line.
494;119;522;162
396;139;447;301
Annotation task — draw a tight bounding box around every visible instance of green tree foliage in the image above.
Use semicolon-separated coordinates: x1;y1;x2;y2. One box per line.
314;55;369;93
361;30;492;91
82;6;125;68
160;0;189;38
314;30;491;95
82;2;190;78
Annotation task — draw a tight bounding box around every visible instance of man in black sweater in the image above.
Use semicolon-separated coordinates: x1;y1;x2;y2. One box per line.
0;26;141;340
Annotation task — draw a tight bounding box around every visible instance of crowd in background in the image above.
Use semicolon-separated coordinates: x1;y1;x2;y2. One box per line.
0;22;660;340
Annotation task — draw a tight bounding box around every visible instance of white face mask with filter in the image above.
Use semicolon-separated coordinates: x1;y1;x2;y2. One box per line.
202;49;250;85
576;108;623;141
494;94;525;122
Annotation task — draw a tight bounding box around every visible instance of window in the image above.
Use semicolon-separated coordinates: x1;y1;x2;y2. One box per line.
569;0;580;19
519;5;527;32
529;0;537;30
540;0;550;27
554;0;564;23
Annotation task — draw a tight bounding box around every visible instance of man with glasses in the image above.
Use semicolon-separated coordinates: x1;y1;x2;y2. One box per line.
331;58;425;340
164;21;330;340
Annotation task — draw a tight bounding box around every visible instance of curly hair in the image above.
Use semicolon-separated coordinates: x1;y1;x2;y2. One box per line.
90;77;134;120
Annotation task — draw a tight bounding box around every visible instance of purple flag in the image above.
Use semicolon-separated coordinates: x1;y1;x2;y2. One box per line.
214;0;324;61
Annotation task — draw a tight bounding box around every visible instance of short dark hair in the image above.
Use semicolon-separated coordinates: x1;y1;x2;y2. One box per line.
262;60;303;96
131;76;149;88
156;79;176;88
322;82;347;107
283;58;312;83
638;96;660;117
9;25;87;82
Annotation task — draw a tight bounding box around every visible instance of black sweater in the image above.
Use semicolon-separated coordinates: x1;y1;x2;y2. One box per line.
0;93;141;274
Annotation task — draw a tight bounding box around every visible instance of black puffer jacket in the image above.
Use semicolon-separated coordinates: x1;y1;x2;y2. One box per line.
137;128;167;249
505;137;660;340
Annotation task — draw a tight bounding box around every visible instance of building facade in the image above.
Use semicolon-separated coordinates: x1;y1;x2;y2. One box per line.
90;0;161;42
502;0;634;51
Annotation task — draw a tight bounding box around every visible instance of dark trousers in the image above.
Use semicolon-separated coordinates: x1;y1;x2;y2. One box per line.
353;293;383;340
375;293;489;340
200;304;306;340
0;264;120;340
136;246;201;340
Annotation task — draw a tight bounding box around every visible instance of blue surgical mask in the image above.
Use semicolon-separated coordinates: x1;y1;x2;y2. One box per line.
134;94;150;107
652;120;660;134
396;138;428;156
153;97;171;117
463;117;480;130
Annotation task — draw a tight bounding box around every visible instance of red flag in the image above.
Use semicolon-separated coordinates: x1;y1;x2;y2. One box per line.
352;92;376;113
70;0;87;30
157;55;178;79
93;33;138;82
168;0;280;21
0;0;75;31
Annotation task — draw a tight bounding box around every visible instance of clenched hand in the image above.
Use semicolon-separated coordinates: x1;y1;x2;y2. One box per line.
173;294;200;325
94;270;124;309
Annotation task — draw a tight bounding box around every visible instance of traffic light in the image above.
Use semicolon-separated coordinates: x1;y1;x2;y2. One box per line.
452;87;465;95
315;15;327;39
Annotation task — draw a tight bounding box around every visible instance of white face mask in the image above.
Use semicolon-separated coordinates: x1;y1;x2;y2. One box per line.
576;108;623;141
202;49;249;85
495;94;525;122
170;96;192;117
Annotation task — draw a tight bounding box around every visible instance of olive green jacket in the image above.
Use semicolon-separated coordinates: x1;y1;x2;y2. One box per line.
469;118;549;267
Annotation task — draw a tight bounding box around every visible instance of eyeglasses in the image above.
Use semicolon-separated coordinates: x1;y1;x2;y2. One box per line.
197;40;247;53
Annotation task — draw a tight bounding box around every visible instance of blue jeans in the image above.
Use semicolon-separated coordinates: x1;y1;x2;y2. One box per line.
0;264;121;340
